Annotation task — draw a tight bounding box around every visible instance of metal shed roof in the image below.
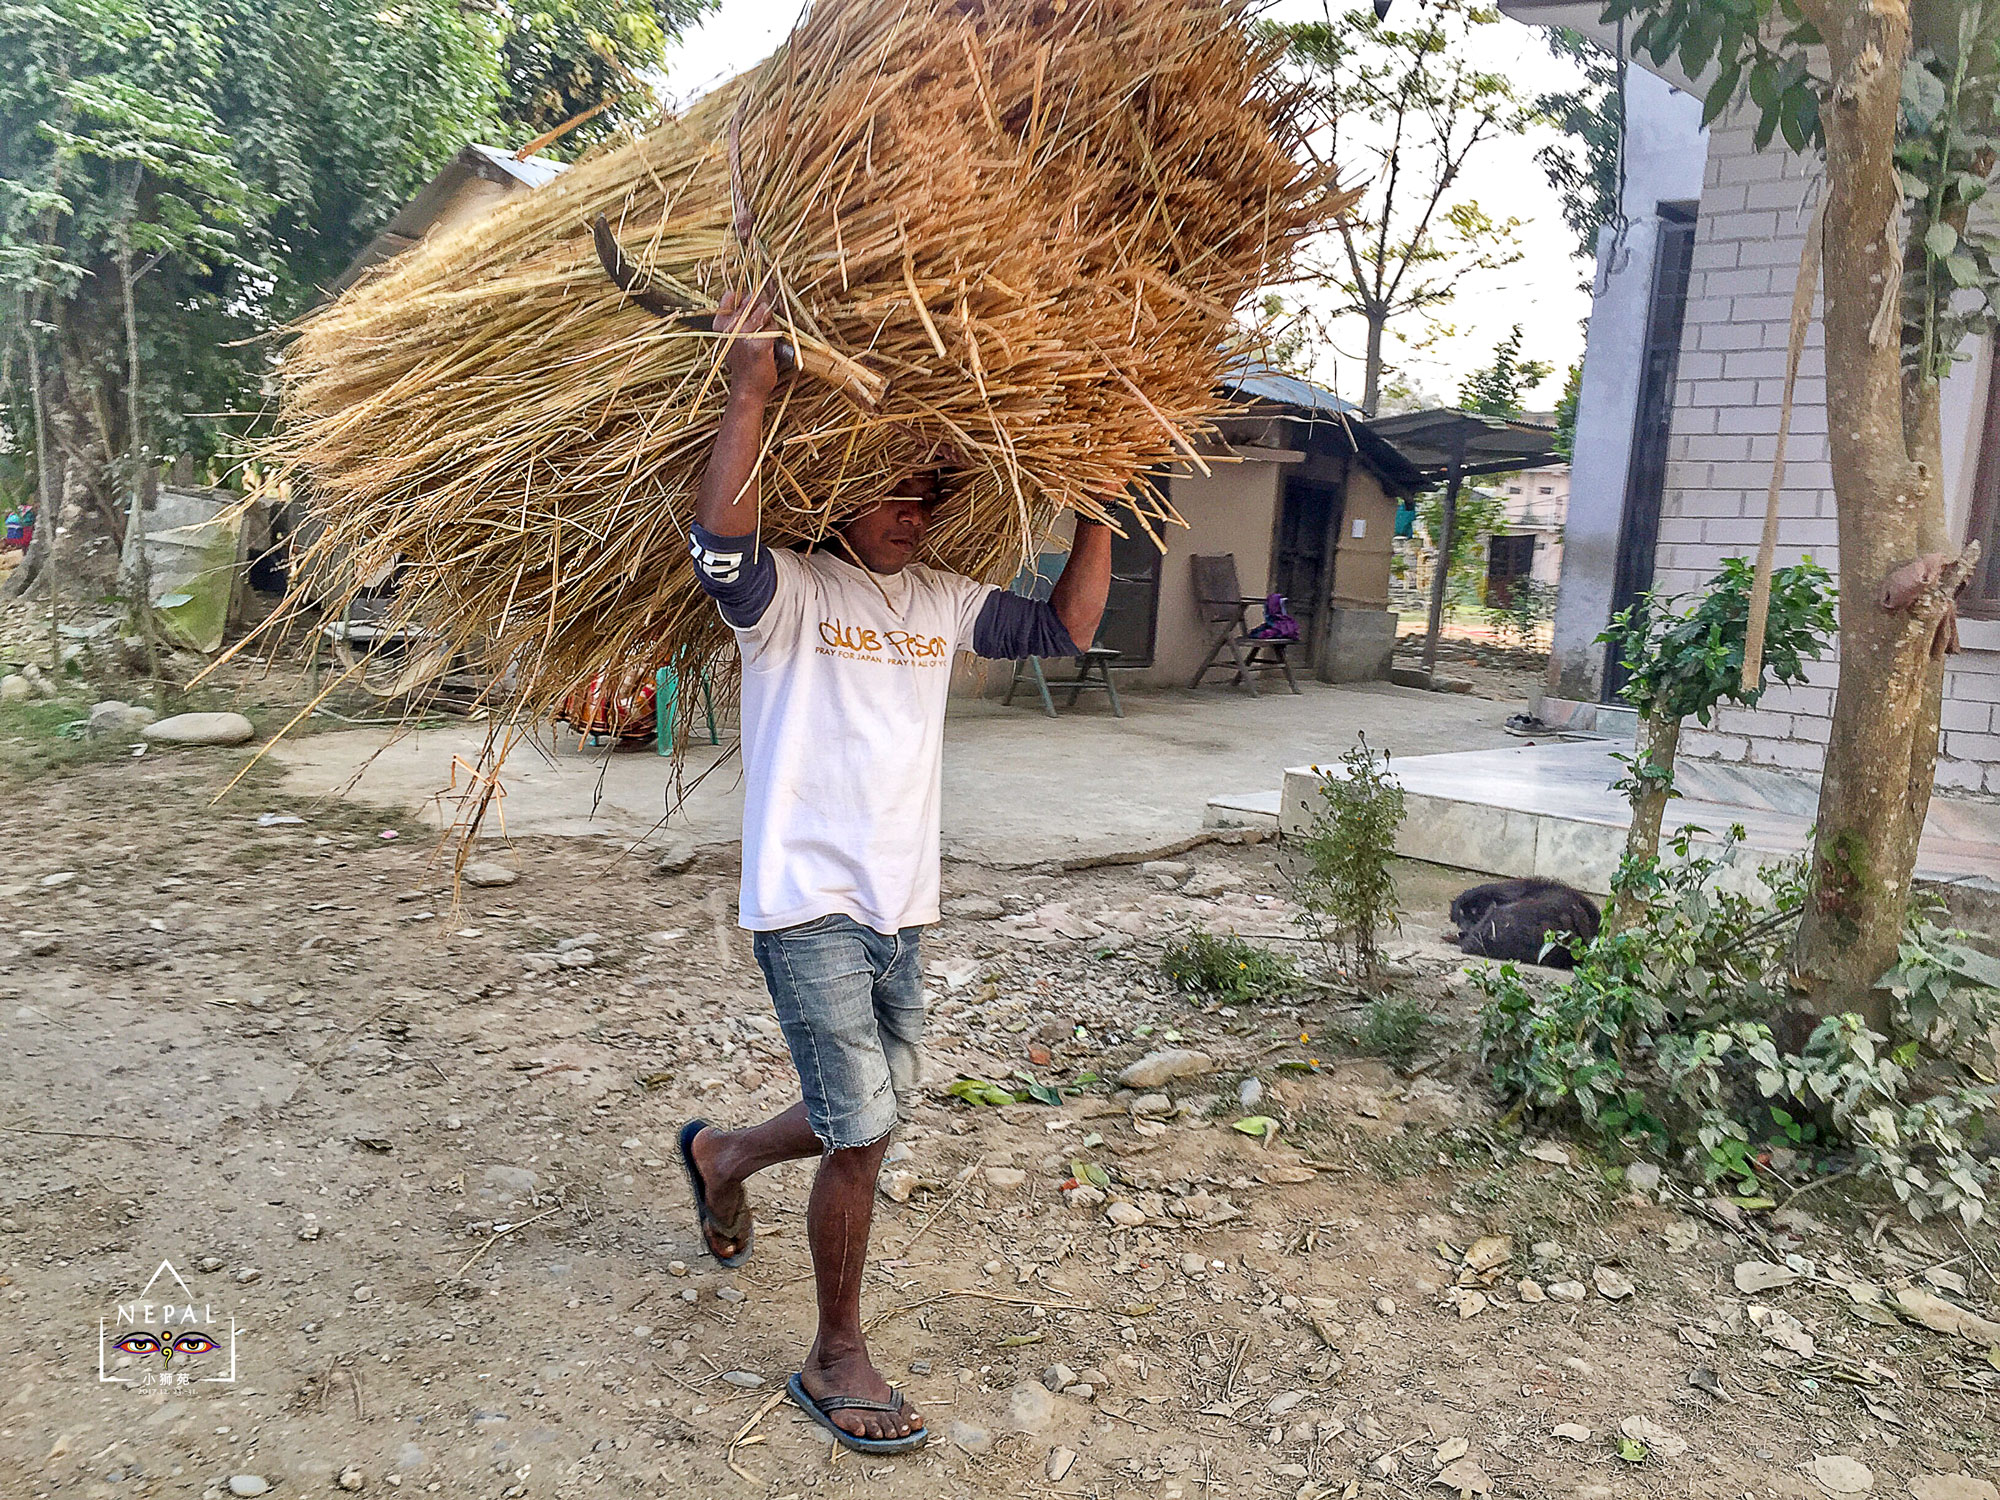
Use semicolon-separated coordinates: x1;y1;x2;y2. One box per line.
1218;356;1358;416
1364;407;1561;479
329;144;572;295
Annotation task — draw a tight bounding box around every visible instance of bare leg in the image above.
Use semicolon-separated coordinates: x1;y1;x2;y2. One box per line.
689;1103;819;1260
797;1137;923;1442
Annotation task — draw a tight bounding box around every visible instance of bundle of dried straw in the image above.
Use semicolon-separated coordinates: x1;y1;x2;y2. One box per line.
270;0;1354;736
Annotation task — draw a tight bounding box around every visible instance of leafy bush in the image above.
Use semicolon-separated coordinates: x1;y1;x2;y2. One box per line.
1476;832;2000;1224
1599;557;1837;726
1287;736;1405;980
1483;576;1555;650
1160;932;1300;1002
1349;992;1434;1067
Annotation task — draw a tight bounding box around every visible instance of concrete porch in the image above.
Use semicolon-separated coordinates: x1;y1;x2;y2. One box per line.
268;680;1527;869
1266;740;2000;896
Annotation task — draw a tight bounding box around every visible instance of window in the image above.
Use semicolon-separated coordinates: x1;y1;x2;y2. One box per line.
1967;339;2000;617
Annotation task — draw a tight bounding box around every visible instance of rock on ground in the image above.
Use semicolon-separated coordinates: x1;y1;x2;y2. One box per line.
1007;1380;1055;1432
943;894;1006;919
143;711;256;746
88;700;158;738
1116;1047;1213;1089
653;834;697;874
1910;1478;2000;1500
462;861;519;888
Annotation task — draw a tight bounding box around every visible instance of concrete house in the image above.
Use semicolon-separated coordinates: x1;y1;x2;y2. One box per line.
1495;461;1569;592
1503;2;2000;795
996;363;1424;693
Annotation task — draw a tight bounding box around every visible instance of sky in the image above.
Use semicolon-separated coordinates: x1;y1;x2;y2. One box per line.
657;0;1596;411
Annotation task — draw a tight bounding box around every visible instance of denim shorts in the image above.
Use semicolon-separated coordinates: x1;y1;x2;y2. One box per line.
752;914;925;1151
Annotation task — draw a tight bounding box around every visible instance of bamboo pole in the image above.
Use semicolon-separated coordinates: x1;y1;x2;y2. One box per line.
1740;193;1826;693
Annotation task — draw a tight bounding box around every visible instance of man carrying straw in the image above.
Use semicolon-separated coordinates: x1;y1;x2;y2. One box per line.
674;293;1113;1454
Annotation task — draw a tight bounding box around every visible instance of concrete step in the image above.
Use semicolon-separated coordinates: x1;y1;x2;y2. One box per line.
1277;740;1999;897
1203;789;1280;831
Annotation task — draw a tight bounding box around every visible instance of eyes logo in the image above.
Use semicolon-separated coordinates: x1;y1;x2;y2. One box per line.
112;1329;220;1363
99;1260;239;1387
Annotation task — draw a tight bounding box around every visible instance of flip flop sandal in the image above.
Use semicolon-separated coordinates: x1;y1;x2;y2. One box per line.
787;1372;928;1454
676;1118;752;1269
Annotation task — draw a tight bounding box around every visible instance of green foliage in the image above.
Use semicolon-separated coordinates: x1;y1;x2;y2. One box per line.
1881;912;2000;1077
1552;358;1582;461
1256;293;1315;378
1599;556;1836;725
1898;6;2000;382
1601;0;1821;150
0;0;706;525
1484;575;1555;650
499;0;713;152
1417;483;1507;610
1534;28;1623;266
1287;736;1405;978
946;1075;1067;1108
1160;931;1301;1003
1270;0;1532;410
1349;992;1434;1067
1603;0;2000;392
1479;831;2000;1223
1457;324;1552;418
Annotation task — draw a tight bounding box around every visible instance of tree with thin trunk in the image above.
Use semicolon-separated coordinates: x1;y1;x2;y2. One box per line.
1598;557;1836;932
1273;0;1535;416
1607;0;1999;1021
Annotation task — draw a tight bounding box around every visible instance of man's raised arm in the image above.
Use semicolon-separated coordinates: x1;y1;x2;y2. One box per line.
967;516;1114;661
1049;518;1113;652
695;292;781;536
689;294;787;628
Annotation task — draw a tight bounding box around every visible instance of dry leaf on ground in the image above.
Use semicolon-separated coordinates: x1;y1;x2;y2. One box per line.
1894;1287;2000;1344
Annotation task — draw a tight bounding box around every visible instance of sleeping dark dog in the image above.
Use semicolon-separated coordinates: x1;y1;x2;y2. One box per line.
1449;878;1601;969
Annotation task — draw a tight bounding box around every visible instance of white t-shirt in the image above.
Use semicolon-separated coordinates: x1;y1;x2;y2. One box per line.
727;547;994;934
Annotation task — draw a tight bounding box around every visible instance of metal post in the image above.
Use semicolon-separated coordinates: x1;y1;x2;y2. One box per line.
1421;464;1465;682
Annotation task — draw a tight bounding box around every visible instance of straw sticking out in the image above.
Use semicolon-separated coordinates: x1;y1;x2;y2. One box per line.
269;0;1357;748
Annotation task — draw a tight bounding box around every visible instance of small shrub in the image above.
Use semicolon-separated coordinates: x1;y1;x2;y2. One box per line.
1483;576;1554;651
1349;992;1433;1067
1160;932;1299;1002
1476;830;2000;1224
1287;735;1405;980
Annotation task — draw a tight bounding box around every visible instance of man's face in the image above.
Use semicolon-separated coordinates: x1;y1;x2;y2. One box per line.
839;471;941;574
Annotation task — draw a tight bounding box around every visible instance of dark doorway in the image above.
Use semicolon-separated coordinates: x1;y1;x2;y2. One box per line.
1486;532;1537;608
1096;498;1163;666
1605;201;1698;698
1274;479;1342;666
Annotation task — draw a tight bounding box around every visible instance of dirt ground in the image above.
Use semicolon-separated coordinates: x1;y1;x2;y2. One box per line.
3;728;1998;1500
1388;634;1549;707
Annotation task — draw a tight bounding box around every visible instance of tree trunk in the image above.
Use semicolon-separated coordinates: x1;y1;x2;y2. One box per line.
115;225;165;701
1606;709;1682;933
1361;307;1387;418
2;302;59;636
1791;0;1952;1029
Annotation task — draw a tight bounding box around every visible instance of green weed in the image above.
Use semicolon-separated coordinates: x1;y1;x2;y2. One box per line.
1159;932;1300;1003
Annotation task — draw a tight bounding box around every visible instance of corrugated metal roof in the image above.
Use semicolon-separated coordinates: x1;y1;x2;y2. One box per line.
465;143;570;190
1365;407;1560;477
330;144;571;295
1217;356;1357;415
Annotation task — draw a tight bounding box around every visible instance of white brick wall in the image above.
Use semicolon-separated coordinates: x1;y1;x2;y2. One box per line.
1659;111;2000;793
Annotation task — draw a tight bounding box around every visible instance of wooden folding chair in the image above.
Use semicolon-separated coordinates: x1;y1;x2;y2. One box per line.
1188;552;1300;696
